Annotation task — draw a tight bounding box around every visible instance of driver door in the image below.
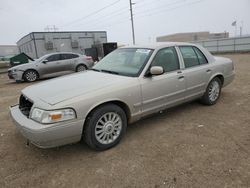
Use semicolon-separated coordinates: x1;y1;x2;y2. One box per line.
140;47;186;116
39;54;64;76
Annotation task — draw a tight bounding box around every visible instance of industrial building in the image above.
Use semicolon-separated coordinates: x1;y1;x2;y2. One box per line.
156;31;229;42
17;31;107;59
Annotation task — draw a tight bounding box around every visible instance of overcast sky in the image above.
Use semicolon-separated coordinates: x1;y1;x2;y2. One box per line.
0;0;249;45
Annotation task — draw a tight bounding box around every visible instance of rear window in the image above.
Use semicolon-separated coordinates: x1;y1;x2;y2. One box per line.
193;47;208;65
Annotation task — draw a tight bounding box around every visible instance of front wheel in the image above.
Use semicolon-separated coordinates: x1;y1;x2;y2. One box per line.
201;77;222;105
83;104;127;150
23;70;38;82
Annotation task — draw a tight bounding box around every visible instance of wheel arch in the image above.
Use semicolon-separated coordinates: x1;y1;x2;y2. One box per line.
22;69;40;79
84;100;131;126
208;73;224;87
75;63;88;71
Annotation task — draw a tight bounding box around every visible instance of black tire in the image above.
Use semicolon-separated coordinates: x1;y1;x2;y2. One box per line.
23;70;38;82
15;80;22;83
76;64;87;72
201;77;222;105
83;104;127;151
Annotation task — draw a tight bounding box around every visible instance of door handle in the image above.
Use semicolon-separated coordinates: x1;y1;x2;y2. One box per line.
206;69;211;73
178;76;185;79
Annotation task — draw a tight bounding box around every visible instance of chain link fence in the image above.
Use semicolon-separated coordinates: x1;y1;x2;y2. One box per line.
192;36;250;53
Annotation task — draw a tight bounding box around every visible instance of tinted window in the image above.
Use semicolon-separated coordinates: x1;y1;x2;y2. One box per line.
61;53;79;60
193;47;208;64
151;47;180;72
71;54;79;59
46;54;60;62
179;46;199;68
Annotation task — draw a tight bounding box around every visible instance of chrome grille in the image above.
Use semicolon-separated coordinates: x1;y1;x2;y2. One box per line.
19;95;33;117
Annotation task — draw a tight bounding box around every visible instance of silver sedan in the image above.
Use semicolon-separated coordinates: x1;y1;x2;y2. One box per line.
10;42;235;150
8;52;94;82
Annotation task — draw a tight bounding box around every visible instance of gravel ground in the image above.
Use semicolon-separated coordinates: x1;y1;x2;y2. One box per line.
0;53;249;188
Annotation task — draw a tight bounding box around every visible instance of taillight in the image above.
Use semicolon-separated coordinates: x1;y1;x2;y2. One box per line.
85;56;93;61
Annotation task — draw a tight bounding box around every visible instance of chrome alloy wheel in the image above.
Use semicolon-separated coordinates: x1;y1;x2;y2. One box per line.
95;112;122;145
25;71;37;82
208;81;220;102
77;65;86;72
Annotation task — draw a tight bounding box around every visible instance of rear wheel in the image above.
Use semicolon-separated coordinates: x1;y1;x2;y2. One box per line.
83;104;127;150
23;70;38;82
201;77;222;105
76;64;87;72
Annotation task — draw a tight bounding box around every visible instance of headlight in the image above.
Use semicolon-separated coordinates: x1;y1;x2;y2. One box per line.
30;108;76;124
11;69;17;73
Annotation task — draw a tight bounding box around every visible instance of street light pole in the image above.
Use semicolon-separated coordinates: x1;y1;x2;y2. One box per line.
129;0;135;45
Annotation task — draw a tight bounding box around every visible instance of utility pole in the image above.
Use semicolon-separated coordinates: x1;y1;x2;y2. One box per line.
129;0;135;45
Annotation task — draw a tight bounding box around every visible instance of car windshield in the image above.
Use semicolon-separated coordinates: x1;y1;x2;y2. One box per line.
93;48;153;77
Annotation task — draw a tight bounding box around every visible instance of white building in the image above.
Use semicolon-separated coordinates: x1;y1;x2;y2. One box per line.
17;31;107;59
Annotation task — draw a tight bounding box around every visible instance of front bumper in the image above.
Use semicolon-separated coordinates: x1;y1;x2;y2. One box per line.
8;70;23;81
10;105;84;148
8;71;14;79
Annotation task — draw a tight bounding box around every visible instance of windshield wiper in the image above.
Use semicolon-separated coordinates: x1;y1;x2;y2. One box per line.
100;69;119;75
90;68;101;72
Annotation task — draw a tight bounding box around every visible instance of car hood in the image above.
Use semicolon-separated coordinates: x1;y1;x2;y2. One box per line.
22;71;132;105
8;60;38;70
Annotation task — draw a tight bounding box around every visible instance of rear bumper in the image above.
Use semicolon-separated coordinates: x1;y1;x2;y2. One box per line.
9;105;84;148
223;71;235;87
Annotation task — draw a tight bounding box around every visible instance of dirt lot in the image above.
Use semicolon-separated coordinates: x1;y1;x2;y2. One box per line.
0;53;249;188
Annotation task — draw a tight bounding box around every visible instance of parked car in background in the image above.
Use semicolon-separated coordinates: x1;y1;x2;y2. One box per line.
8;52;94;82
10;42;235;150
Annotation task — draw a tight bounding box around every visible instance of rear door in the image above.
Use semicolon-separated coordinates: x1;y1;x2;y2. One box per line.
140;47;186;116
60;53;79;71
178;46;212;101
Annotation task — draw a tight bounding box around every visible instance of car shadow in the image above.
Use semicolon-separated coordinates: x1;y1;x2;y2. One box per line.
22;100;204;159
3;77;55;86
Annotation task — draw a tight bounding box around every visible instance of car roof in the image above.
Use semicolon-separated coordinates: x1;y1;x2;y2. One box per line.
120;42;215;62
121;42;197;50
44;52;82;56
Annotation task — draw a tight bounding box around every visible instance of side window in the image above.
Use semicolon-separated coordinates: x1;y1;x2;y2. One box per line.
71;54;79;59
60;53;70;60
46;54;60;62
151;47;180;72
179;46;199;68
193;47;208;65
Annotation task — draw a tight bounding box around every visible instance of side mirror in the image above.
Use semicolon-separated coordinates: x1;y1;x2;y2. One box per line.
42;59;48;64
150;66;164;76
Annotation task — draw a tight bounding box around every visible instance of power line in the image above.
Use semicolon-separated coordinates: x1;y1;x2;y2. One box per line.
134;0;185;14
61;0;122;28
134;0;205;19
85;13;130;30
90;18;130;30
76;7;129;28
135;0;183;10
